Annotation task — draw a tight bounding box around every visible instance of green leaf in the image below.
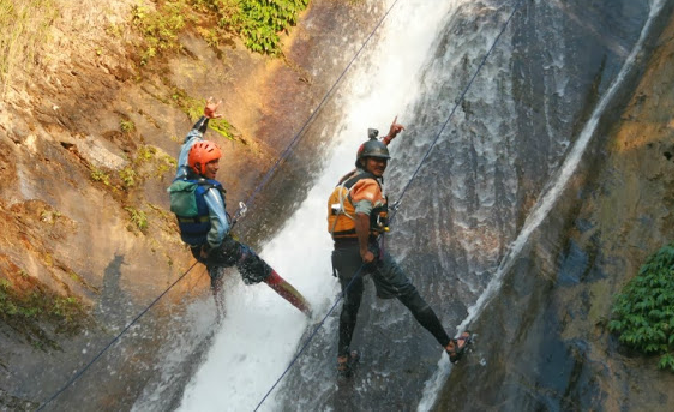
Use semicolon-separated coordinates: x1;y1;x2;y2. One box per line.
609;319;623;331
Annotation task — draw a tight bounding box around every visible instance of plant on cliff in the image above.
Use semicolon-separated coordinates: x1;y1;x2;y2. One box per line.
609;243;674;371
131;1;189;66
0;276;91;349
170;88;233;140
0;0;57;94
237;0;309;55
125;207;149;232
130;0;309;64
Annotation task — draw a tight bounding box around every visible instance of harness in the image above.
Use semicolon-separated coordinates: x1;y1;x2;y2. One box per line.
328;171;390;240
167;178;226;246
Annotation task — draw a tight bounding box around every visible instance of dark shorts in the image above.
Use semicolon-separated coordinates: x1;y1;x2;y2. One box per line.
331;240;415;299
193;236;271;285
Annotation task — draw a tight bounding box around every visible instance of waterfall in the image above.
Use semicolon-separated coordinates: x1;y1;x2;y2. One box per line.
175;1;466;411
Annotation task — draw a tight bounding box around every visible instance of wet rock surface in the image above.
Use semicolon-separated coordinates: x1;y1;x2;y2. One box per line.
436;2;674;411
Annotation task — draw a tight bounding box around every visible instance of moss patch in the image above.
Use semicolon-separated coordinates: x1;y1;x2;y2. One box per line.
0;259;92;350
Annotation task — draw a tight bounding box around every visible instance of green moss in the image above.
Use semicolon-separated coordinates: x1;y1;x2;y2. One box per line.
171;88;235;140
125;207;149;232
237;0;309;55
131;1;190;66
120;119;136;133
120;167;138;188
0;276;92;348
0;0;58;92
90;168;111;186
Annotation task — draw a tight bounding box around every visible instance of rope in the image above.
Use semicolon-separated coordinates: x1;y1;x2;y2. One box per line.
37;262;199;411
235;0;403;221
390;1;522;218
253;267;363;412
253;1;523;409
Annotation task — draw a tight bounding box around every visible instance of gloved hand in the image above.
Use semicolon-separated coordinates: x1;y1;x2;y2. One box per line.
208;237;240;266
191;244;211;263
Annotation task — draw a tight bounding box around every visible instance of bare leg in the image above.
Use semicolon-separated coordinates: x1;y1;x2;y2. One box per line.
209;266;226;323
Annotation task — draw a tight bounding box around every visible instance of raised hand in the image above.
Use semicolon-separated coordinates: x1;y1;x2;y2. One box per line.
389;115;404;137
204;96;223;119
383;115;405;145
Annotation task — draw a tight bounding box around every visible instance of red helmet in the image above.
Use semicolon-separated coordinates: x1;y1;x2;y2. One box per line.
188;140;222;175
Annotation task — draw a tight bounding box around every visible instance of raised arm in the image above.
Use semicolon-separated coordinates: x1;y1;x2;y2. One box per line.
382;115;405;146
175;98;223;179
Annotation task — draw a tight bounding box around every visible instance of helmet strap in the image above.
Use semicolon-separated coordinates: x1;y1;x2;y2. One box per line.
359;157;367;170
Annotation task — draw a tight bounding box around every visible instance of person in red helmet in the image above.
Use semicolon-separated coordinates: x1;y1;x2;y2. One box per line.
328;117;469;375
168;98;312;321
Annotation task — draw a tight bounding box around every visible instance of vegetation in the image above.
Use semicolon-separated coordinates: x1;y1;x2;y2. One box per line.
609;243;674;371
89;145;176;188
170;89;234;140
88;145;176;232
0;276;91;348
90;168;111;186
0;0;57;95
239;0;309;54
120;118;136;133
134;144;177;180
130;0;309;64
131;1;189;66
126;207;149;232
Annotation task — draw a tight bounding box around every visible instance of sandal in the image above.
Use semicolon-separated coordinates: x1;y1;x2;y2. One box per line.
337;355;350;372
445;331;471;363
336;350;360;376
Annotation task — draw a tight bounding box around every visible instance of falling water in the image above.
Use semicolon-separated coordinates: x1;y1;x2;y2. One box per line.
174;1;467;411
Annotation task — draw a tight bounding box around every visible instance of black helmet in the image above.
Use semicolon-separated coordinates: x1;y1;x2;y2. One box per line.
355;131;390;167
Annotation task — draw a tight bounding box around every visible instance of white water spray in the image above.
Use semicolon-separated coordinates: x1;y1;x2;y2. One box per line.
175;1;465;411
417;1;666;410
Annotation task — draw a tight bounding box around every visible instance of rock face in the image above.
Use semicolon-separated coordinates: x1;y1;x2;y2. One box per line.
436;4;674;411
0;0;385;408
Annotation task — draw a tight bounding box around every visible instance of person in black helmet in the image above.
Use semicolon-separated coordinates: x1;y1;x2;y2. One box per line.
327;117;468;374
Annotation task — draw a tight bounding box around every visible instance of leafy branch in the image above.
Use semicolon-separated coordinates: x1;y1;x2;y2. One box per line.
609;243;674;371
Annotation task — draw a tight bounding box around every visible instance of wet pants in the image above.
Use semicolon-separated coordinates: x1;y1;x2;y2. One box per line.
193;236;312;315
192;236;271;288
332;239;451;357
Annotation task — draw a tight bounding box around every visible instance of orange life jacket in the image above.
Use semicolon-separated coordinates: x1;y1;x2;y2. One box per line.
327;171;389;239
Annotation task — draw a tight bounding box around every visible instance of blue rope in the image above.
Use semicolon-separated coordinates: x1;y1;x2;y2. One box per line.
390;1;522;220
238;0;403;219
37;262;199;411
253;267;363;412
252;2;522;409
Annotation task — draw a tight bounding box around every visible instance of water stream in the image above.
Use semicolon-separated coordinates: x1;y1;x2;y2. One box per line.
176;1;464;410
